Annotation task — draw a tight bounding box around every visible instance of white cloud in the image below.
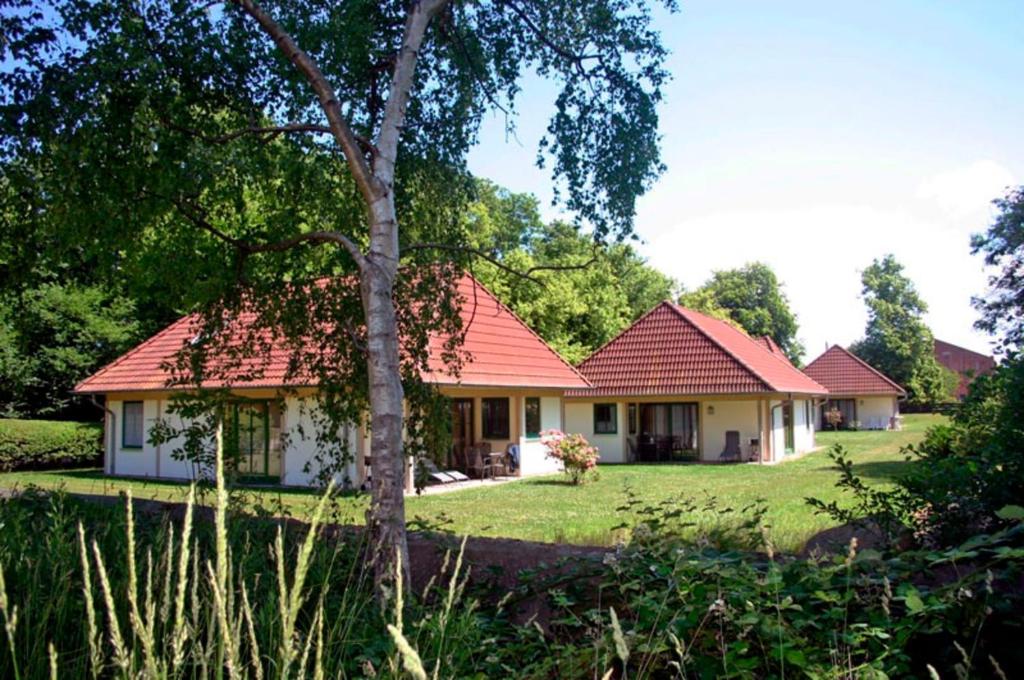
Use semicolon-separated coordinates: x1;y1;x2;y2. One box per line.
916;160;1016;222
638;202;996;361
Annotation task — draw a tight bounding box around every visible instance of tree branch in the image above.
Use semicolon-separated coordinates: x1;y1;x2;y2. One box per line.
160;119;378;153
404;242;599;283
374;0;452;185
233;0;381;202
162;193;367;268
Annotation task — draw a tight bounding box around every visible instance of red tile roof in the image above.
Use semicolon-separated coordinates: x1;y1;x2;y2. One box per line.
802;345;905;396
570;302;827;397
934;339;996;399
74;274;588;393
756;335;793;366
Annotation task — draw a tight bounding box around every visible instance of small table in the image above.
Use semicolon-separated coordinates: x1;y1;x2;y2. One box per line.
484;452;507;478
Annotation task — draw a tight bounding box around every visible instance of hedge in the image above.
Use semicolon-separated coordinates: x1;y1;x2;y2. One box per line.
0;419;103;471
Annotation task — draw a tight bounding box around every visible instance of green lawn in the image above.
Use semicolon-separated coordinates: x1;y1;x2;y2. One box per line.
0;414;943;552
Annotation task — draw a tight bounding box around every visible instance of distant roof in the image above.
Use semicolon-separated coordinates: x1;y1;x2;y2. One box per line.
569;302;827;397
934;338;996;399
75;274;589;393
756;335;793;366
803;345;905;396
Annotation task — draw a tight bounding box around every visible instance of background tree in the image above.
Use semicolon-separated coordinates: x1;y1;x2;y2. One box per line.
850;254;956;405
2;0;673;592
972;186;1024;352
463;181;677;363
0;284;140;418
679;262;804;363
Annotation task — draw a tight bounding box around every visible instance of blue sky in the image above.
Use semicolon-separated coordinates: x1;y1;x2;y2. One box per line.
467;1;1023;359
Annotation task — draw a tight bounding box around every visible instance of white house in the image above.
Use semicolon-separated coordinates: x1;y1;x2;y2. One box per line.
564;302;828;464
74;274;589;488
802;345;905;430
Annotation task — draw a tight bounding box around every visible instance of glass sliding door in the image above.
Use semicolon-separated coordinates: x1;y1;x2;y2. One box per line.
224;401;282;480
637;402;699;461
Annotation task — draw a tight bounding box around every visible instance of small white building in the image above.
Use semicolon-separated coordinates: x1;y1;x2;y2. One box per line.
802;345;906;430
565;302;828;464
73;275;588;488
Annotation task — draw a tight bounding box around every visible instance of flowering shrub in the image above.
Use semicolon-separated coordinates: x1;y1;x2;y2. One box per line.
540;429;599;484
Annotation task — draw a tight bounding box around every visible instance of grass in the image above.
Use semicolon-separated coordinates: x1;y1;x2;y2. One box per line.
0;414;944;553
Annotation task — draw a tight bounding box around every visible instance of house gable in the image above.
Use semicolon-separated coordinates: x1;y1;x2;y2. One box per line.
803;345;905;396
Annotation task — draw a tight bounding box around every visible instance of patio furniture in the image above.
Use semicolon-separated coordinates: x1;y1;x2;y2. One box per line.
626;437;637;463
420;458;469;485
484;451;508;479
719;430;742;462
466;445;486;478
504;443;520;474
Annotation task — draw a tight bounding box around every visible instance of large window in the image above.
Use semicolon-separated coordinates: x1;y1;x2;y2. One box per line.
594;403;618;434
482;398;510;440
524;397;541;439
223;402;283;477
122;401;144;449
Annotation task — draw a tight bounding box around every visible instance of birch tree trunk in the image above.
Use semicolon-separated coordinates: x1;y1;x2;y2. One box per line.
362;196;409;590
237;0;449;595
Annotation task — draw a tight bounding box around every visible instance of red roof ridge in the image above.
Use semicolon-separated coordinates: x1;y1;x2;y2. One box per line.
673;305;826;393
805;345;906;395
577;299;678;372
460;274;591;387
667;304;774;392
73;314;197;393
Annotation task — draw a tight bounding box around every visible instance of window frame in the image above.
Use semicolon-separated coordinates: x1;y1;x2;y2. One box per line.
481;397;510;440
122;401;145;450
593;403;618;435
524;397;541;439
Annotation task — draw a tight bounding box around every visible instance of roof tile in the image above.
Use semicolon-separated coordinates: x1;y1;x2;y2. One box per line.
802;345;905;396
75;274;588;393
570;302;827;397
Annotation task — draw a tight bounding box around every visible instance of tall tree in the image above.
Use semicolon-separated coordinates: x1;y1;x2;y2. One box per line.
463;182;677;363
972;186;1024;353
2;0;673;592
679;262;804;363
0;283;140;418
850;255;955;405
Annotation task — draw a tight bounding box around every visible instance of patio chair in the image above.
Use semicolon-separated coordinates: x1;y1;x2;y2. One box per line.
719;430;742;462
504;443;520;474
466;444;486;479
419;458;469;485
484;450;508;479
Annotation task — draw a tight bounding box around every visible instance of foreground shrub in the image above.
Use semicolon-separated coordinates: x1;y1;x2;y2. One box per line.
0;419;101;471
0;482;508;677
533;494;1024;679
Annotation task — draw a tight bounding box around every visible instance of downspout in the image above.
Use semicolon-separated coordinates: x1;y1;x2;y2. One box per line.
90;394;116;476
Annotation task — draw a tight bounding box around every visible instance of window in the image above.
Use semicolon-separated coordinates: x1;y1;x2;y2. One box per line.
482;398;510;440
524;397;541;438
594;403;617;434
122;401;144;449
628;403;637;435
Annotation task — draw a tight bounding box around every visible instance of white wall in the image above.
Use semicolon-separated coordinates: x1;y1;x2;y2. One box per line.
280;397;360;488
700;400;760;461
564;400;626;463
793;399;816;454
518;396;564;476
107;399;156;478
856;397;899;430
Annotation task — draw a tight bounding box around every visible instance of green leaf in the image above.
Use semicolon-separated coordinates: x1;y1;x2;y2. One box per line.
903;589;925;614
995;505;1024;520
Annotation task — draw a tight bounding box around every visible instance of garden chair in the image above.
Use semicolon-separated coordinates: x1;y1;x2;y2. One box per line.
484;450;508;479
466;444;486;479
719;431;742;462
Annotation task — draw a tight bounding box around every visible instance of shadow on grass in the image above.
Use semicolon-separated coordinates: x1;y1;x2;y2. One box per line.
851;459;914;481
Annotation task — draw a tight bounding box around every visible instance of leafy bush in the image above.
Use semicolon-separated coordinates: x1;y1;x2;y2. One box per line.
533;493;1024;678
541;429;599;484
0;419;102;471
